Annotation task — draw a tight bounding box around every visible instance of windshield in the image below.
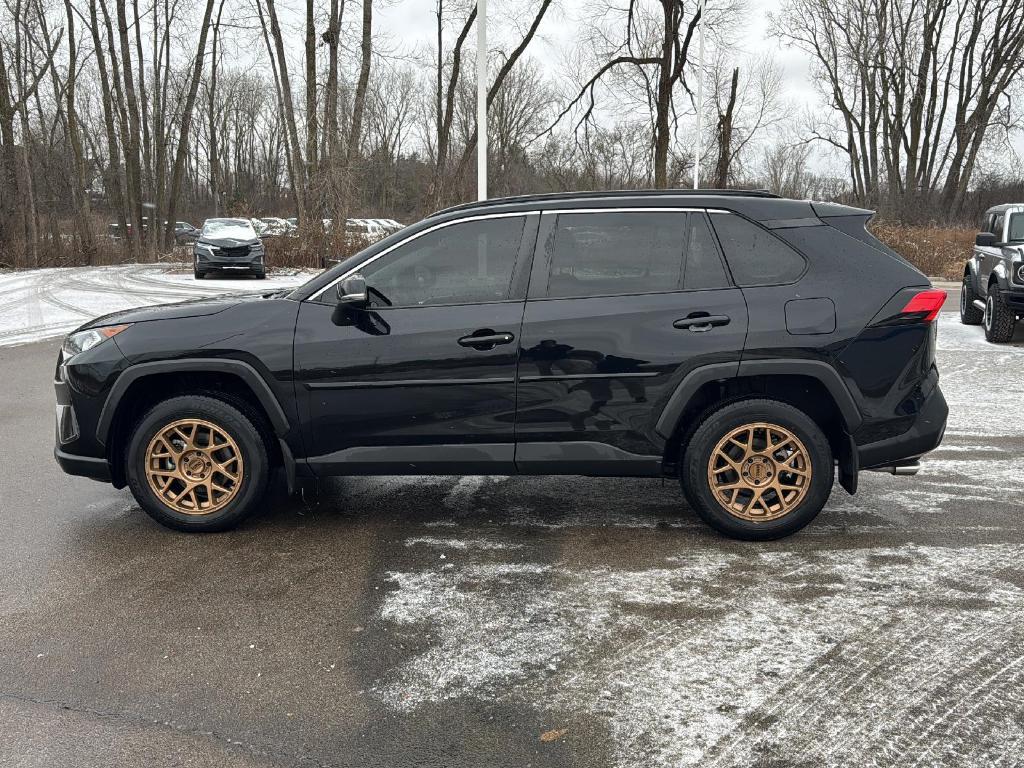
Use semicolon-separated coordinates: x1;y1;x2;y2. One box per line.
202;218;256;239
1007;212;1024;242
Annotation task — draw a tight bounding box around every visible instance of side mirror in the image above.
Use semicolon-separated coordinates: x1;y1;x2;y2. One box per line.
336;275;368;308
976;232;997;247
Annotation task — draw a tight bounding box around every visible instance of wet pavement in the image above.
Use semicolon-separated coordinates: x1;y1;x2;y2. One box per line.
1;288;1023;767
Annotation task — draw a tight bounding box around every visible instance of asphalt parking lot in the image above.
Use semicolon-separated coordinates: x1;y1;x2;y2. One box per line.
1;285;1023;767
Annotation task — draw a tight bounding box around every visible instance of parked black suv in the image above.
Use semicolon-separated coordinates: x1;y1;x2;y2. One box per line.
961;203;1024;342
54;190;948;540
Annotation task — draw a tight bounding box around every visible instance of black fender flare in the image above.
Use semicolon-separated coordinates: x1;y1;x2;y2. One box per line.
95;358;291;446
654;358;862;439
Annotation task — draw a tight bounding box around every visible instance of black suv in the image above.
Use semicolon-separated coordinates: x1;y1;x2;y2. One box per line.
961;203;1024;342
54;190;948;540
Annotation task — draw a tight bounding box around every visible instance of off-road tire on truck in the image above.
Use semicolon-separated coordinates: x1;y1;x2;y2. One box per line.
960;274;983;325
984;286;1017;343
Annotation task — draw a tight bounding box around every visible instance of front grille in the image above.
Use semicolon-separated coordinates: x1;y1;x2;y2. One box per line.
217;244;251;258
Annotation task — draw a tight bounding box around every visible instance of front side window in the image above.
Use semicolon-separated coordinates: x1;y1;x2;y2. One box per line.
992;214;1006;242
358;216;524;307
710;213;806;287
1006;213;1024;243
544;211;688;298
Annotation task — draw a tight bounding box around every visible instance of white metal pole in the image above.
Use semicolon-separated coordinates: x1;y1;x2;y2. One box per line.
477;0;488;200
693;0;704;190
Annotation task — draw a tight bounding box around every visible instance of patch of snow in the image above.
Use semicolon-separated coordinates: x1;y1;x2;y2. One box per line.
0;263;313;347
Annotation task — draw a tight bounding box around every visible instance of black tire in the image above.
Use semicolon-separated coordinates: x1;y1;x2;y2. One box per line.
984;286;1016;343
960;273;983;325
125;395;269;532
253;269;267;280
681;399;834;541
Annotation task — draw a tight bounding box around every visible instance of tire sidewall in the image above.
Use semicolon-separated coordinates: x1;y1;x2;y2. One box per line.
684;400;833;540
126;396;268;532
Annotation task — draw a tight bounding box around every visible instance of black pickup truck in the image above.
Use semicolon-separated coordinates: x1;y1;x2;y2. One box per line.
961;203;1024;342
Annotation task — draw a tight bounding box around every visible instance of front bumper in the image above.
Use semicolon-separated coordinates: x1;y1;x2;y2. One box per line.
195;248;264;270
857;385;948;469
54;446;111;482
999;285;1024;314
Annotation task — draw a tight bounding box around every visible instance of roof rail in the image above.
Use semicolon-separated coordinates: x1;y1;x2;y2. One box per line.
431;188;780;217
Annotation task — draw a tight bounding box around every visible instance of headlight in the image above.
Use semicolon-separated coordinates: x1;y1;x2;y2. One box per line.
194;243;215;254
1016;263;1024;283
62;324;131;361
251;242;265;252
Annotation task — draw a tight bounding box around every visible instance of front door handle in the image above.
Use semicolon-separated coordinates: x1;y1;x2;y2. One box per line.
458;330;515;350
673;314;730;332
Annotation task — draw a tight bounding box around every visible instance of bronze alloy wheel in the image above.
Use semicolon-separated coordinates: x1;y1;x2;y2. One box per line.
706;421;812;522
144;418;244;515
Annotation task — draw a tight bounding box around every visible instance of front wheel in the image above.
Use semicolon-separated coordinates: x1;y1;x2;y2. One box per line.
681;399;834;541
125;396;269;532
984;289;1016;343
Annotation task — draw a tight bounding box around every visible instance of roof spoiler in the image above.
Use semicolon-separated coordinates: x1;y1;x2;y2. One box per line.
811;201;874;218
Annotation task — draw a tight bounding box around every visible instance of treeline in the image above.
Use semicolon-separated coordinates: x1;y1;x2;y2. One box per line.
1;0;1023;269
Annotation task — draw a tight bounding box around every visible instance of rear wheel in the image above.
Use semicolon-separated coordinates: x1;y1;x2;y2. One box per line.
984;287;1016;343
125;396;269;532
960;273;983;325
681;399;833;540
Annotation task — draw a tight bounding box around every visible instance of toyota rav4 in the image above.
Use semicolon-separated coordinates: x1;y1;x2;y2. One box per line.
54;190;948;540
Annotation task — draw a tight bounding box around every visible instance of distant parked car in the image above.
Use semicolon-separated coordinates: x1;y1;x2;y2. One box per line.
193;218;266;279
961;203;1024;342
174;221;200;244
259;217;290;238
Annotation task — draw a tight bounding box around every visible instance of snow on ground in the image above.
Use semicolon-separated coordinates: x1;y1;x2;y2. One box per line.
0;263;314;347
3;266;1023;764
360;304;1024;767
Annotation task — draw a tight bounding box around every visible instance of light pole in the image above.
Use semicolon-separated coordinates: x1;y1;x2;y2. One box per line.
477;0;488;200
693;0;704;190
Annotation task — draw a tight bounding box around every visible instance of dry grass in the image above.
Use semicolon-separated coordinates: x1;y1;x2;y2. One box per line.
870;222;972;280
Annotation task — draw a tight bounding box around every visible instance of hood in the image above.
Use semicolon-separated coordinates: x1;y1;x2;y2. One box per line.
76;292;272;331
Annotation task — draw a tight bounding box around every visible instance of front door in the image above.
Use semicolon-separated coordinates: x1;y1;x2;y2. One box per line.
514;209;748;473
294;213;538;474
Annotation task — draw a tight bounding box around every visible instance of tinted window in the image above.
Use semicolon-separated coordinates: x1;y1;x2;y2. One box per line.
993;214;1006;242
360;216;524;307
1008;213;1024;242
710;214;806;286
683;214;730;290
545;211;686;298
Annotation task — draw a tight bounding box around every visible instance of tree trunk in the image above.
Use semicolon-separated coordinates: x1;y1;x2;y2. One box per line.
713;67;738;188
164;0;217;247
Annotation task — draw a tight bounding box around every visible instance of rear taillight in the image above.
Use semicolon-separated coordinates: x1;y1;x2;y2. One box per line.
900;289;946;323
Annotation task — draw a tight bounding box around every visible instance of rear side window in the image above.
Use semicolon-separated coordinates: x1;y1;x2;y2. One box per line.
710;213;806;286
544;211;686;298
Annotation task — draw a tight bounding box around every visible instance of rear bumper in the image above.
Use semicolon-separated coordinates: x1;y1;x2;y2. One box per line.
857;385;948;469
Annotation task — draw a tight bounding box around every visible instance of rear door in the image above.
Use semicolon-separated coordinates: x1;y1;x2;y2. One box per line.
514;209;748;473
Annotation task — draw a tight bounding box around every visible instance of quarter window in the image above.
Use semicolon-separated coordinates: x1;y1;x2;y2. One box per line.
683;214;730;290
357;216;524;307
710;213;806;286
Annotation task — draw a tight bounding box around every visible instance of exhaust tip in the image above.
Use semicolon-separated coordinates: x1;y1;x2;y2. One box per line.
867;460;921;476
972;299;986;311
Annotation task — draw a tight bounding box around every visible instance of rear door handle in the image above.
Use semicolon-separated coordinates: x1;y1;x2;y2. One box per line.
673;314;730;332
458;330;515;350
